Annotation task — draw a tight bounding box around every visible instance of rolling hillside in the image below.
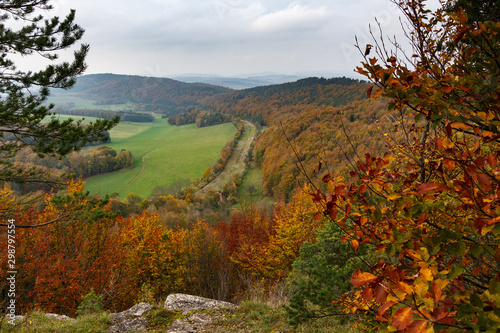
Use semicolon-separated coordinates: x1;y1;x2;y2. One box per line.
50;73;386;201
49;73;233;117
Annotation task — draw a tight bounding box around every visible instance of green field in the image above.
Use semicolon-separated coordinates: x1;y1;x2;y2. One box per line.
48;94;137;111
84;118;236;198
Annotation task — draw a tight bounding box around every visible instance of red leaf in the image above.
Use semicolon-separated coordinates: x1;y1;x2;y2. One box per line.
375;283;388;303
362;286;374;302
367;86;373;98
487;153;497;168
392;307;414;330
351;270;378;287
416;182;448;195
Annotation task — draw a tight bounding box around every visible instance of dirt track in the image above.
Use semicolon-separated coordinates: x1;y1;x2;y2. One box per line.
196;121;256;196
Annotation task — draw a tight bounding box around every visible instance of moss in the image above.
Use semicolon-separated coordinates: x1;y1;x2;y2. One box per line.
144;308;180;330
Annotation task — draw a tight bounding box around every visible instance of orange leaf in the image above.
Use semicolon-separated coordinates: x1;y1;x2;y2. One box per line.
378;300;397;316
392;307;414;330
351;239;359;252
351;270;378;287
442;86;454;93
367;86;373;98
406;320;429;333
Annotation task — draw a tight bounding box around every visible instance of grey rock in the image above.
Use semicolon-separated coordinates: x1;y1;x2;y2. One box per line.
108;317;147;333
164;313;212;333
108;302;153;333
110;302;153;322
164;294;236;313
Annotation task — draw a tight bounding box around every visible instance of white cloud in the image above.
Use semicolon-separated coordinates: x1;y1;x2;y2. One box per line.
251;3;331;33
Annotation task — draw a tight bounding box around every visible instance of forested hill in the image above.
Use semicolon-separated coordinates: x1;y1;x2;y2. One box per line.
206;76;388;201
58;73;387;201
62;73;233;117
207;76;370;126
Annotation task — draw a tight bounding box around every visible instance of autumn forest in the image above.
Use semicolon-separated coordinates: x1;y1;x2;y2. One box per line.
1;0;500;332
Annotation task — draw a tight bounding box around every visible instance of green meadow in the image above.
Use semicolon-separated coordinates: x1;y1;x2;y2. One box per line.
48;94;136;111
84;118;236;198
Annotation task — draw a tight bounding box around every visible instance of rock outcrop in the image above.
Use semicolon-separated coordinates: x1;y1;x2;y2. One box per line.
106;294;237;333
108;302;153;333
164;312;213;333
164;293;237;313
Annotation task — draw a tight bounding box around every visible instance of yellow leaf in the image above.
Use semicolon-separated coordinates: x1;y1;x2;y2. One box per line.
420;267;433;282
387;193;401;201
442;137;454;148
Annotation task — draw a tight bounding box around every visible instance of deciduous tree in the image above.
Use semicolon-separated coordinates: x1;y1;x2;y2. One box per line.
311;0;500;331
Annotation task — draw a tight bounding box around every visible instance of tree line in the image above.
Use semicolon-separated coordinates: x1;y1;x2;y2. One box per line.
54;108;154;122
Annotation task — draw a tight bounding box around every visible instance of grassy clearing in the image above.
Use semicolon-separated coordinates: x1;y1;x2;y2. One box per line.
238;166;264;201
0;312;111;333
46;114;151;139
85;119;236;198
0;301;358;333
207;300;358;333
48;94;136;111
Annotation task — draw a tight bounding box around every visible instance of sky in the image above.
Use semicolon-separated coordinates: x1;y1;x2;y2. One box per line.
19;0;441;78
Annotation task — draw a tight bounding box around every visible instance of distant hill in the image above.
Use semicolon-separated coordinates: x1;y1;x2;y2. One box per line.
205;76;387;200
52;73;233;117
172;73;304;89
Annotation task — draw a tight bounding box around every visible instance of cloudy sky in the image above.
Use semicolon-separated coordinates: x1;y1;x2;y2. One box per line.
25;0;441;78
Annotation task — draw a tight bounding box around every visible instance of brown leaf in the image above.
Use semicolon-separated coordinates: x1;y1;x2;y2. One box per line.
365;44;373;56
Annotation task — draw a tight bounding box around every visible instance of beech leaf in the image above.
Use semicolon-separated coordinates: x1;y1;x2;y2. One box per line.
417;182;448;195
351;270;378;287
392;307;414;330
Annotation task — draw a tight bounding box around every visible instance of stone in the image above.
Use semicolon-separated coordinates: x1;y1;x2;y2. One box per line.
164;294;236;314
107;302;153;333
108;317;147;333
110;302;153;322
164;313;212;333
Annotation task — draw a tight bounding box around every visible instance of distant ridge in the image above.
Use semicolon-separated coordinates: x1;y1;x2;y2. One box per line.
172;73;303;89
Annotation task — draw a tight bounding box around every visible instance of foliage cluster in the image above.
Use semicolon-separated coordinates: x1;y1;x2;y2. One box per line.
0;180;325;316
300;1;500;331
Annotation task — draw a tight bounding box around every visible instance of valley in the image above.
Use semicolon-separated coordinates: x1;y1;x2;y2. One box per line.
84;118;237;198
